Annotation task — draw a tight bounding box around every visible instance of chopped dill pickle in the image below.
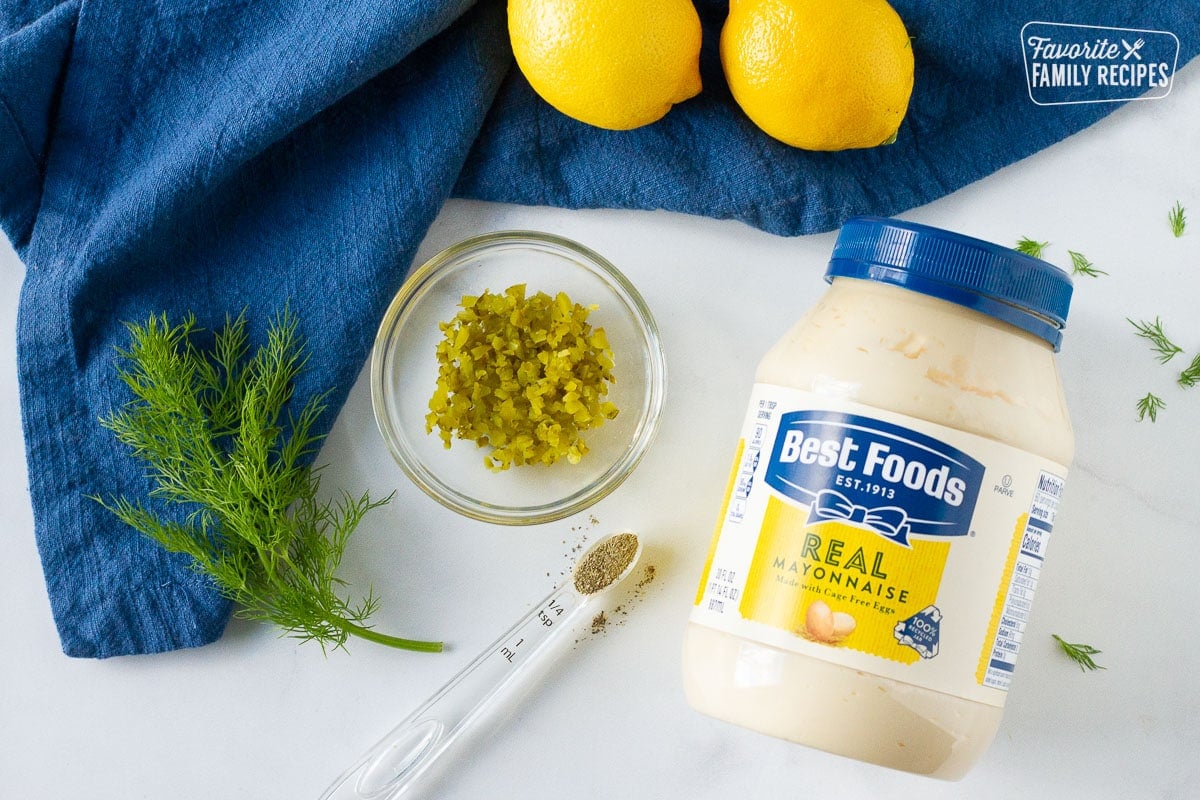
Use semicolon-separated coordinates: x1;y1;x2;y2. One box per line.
426;284;618;470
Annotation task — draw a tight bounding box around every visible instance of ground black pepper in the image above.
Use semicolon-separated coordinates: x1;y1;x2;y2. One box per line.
573;532;639;595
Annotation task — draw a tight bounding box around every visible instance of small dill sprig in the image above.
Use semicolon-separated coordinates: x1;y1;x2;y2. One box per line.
1052;634;1106;672
1135;392;1166;422
1168;201;1186;238
95;310;442;654
1128;316;1183;363
1015;237;1049;258
1178;353;1200;388
1067;250;1107;277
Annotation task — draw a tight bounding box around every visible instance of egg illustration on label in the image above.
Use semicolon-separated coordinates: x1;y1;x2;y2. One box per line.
801;600;857;644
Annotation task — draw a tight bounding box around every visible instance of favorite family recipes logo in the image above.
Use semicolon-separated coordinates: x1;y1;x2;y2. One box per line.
1021;21;1179;105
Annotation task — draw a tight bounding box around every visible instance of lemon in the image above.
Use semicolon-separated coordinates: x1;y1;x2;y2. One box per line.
507;0;703;131
721;0;914;151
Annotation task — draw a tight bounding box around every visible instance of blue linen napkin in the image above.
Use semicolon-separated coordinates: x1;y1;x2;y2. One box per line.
2;0;1196;657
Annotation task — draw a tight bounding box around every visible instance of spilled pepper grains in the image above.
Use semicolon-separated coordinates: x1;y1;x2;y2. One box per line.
426;284;619;471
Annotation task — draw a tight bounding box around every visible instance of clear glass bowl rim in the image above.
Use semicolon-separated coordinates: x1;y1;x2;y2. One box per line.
370;229;668;525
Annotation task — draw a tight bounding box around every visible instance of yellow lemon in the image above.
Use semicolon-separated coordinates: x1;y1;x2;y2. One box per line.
721;0;914;150
507;0;703;131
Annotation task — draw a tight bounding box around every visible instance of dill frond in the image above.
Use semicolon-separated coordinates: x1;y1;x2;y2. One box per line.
1168;201;1186;238
1135;392;1165;422
96;310;441;654
1178;354;1200;388
1067;250;1107;278
1127;317;1183;364
1052;634;1106;672
1015;237;1049;258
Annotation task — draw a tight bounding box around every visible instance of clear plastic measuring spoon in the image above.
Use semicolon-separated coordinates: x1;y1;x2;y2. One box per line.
320;531;643;800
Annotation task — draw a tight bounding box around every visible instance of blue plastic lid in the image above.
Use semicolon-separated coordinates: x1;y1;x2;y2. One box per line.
826;217;1073;350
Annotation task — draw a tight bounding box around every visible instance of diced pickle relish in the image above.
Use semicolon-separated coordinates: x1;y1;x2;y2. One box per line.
425;284;618;471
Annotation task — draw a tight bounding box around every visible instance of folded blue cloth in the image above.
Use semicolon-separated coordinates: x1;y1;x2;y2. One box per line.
2;0;1196;657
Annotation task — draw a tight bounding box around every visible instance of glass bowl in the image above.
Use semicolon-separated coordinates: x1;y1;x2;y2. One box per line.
371;231;667;525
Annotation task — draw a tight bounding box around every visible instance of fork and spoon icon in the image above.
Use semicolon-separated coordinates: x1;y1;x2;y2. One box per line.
1121;37;1145;60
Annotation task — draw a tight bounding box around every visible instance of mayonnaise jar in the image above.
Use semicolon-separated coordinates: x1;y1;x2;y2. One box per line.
683;217;1074;780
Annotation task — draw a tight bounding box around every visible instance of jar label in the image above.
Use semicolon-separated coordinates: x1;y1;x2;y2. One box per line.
690;384;1069;706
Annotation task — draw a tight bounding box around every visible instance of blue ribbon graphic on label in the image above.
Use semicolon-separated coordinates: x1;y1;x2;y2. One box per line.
810;489;911;546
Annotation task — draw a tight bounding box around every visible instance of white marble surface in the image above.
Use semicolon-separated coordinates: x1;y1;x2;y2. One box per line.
3;63;1199;800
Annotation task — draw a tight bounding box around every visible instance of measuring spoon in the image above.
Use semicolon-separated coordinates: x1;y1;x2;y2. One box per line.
320;531;643;800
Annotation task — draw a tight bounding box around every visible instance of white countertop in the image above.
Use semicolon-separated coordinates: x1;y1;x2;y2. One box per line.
3;63;1198;800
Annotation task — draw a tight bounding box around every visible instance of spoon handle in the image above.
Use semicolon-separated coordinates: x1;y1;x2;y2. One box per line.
320;584;587;800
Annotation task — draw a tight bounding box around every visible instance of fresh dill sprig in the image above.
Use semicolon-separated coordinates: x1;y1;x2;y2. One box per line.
1128;316;1183;363
1168;201;1186;238
1178;353;1200;388
95;310;442;654
1135;392;1166;422
1067;250;1107;278
1015;237;1050;258
1052;634;1105;672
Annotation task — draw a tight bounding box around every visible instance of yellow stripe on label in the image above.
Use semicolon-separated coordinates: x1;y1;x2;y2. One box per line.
976;513;1029;685
739;495;950;665
695;438;745;606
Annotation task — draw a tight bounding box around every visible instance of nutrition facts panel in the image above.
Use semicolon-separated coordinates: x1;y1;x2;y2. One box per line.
982;471;1066;690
